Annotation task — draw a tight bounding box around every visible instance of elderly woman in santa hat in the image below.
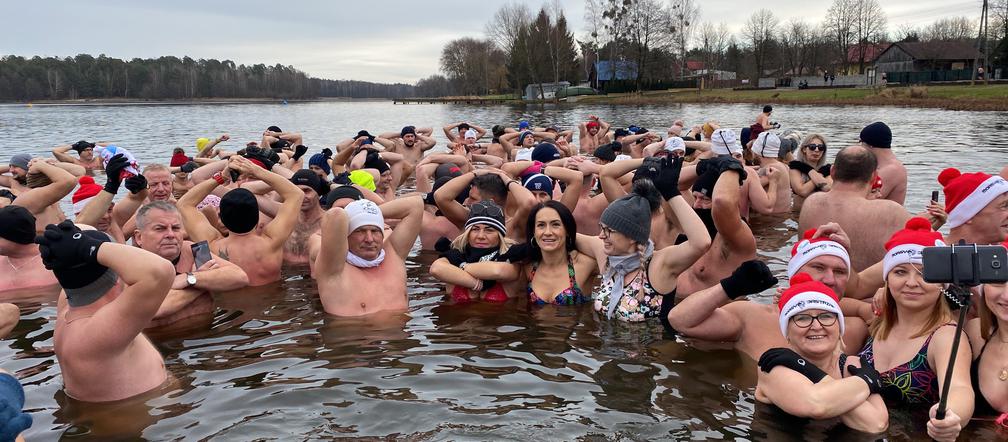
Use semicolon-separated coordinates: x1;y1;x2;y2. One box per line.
755;273;888;433
858;217;973;442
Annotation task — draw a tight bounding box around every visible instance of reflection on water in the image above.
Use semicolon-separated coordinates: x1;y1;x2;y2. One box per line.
2;101;1006;439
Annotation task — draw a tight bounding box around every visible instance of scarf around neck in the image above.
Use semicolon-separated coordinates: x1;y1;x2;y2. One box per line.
347;249;386;268
603;240;655;319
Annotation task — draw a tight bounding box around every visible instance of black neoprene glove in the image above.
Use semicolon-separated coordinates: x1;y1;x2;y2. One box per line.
496;242;531;263
720;259;778;299
846;355;883;395
633;157;661;183
124;174;148;194
788;160;813;174
35;220;106;269
715;156;747;185
818;164;832;177
655;156;683;200
321;148;333;159
332;171;351;185
292;144;309;161
180;160;199;173
758;347;827;383
440;248;466;267
434;237;452;253
103;153;128;194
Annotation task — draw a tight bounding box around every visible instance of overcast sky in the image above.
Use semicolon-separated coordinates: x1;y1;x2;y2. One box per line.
7;0;983;83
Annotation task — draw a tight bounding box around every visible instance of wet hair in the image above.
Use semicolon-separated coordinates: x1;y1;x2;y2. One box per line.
526;201;577;263
763;105;773;113
458;123;471;132
630;179;661;213
473;174;507;202
135;201;179;230
491;125;506;138
832;145;877;184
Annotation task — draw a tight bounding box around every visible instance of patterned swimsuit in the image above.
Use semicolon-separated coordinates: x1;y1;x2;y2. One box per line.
858;323;955;405
592;259;671;322
527;257;588;305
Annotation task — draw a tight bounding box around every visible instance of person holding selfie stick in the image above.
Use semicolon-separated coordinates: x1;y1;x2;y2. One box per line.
858;218;973;442
133;201;248;329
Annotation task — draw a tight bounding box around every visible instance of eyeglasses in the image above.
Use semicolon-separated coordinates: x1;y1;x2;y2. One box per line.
791;312;838;328
804;143;826;152
598;224;616;238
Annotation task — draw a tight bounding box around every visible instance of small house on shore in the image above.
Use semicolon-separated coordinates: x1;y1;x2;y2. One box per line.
523;82;571;100
875;41;981;74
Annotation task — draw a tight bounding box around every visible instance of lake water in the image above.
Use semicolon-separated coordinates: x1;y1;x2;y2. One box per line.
1;101;1007;440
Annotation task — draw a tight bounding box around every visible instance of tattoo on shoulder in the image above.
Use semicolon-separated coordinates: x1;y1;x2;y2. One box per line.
218;247;230;261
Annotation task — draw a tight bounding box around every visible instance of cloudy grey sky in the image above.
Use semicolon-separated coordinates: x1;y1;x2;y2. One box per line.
7;0;983;83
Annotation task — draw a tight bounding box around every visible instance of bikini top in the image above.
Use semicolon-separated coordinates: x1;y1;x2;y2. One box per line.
970;334;1000;415
527;255;588;306
858;323;955;405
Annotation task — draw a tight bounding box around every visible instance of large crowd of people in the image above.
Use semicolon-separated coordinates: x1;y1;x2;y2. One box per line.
1;109;1007;440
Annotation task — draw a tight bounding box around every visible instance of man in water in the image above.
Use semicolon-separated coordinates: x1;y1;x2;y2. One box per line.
799;145;910;271
177;156;302;286
315;196;423;316
377;125;437;183
257;169;330;265
433;168;538;242
938;167;1008;245
755;105;776;131
0;206;58;298
1;158;78;233
41;220;175;402
52;140;105;172
668;223;870;360
132;201;248;329
443;122;487;143
859;122;906;205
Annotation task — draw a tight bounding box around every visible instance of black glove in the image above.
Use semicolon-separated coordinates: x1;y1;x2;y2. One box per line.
321;148;333;159
713;156;746;185
633;157;661;183
35;220;106;269
818;164;832;177
771;122;780;129
758;347;827;383
434;237;452;253
440;248;466;267
103;153;129;194
292;144;308;161
496;242;531;263
180;160;199;174
720;260;777;299
655;156;683;200
124;174;147;194
846;355;883;395
788;160;813;175
332;171;351;185
0;374;32;442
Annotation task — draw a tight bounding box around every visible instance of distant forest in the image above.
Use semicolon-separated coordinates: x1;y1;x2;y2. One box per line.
0;54;417;101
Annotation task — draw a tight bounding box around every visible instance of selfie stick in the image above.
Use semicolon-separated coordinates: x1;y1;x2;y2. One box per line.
935;242;976;421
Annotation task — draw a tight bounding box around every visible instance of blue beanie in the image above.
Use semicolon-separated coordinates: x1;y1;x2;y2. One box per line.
531;143;560;163
523;173;554;195
308;153;331;176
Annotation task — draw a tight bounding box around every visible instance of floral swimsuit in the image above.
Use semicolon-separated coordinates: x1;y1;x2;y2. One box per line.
527;257;588;306
592;259;670;322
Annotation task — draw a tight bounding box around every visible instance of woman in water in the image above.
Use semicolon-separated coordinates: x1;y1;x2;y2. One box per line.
429;200;515;303
575;168;710;323
966;238;1008;420
859;218;973;442
756;273;888;433
788;133;831;210
454;201;597;306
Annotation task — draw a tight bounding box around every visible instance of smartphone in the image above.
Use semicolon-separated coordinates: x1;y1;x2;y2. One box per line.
931;190;939;202
191;241;212;269
922;244;1008;285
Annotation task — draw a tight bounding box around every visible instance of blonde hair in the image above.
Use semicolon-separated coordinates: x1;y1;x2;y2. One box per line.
796;134;828;168
450;224;512;255
143;163;170;175
870;276;953;341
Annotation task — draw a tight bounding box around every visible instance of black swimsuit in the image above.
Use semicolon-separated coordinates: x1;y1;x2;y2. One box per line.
971;338;999;415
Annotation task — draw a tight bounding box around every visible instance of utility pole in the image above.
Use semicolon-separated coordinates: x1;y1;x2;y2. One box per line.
972;0;989;85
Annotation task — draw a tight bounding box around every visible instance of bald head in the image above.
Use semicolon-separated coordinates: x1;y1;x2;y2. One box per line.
832;145;877;184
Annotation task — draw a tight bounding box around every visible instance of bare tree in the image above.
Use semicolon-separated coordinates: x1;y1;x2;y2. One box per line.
825;0;856;73
583;0;607;86
852;0;887;73
623;0;673;87
668;0;699;78
743;9;779;81
780;19;813;76
696;21;730;77
922;16;978;41
485;2;533;53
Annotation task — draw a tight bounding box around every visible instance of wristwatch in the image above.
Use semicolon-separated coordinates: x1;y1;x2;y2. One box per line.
186;272;197;287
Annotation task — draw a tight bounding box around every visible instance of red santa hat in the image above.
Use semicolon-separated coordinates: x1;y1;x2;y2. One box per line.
882;217;946;277
778;273;845;336
787;228;851;278
72;176;102;214
170;152;191;168
939;168;1008;228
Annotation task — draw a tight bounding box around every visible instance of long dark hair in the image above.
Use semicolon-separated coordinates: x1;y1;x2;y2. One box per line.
526;200;577;263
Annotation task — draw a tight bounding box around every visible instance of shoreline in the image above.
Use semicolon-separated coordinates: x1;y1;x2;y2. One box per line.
4;97;387;106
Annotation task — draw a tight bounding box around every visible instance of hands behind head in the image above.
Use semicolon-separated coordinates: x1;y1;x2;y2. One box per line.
35;220;104;270
124;174;148;195
655;156;684;200
811;222;850;251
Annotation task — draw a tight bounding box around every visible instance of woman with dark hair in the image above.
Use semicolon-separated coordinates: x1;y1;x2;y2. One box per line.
575;162;710;322
454;200;597;306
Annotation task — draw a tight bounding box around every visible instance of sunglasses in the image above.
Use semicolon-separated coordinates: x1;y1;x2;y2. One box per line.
470;201;504;218
804;143;826;152
791;312;838;328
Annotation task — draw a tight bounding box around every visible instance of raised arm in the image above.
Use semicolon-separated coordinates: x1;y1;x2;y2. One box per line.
599;158;642;202
232;157;303;247
13;160;75;214
650;193;711;285
433;172;476;227
443;122;461;142
470;124;488;140
316;206;349;277
416;134;437;151
51;144;77;163
713;169;756;253
544;165;583;213
177;173;226;243
380;195;424;258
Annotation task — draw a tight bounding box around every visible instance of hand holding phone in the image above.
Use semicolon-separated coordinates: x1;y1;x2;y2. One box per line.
191;241;212;269
931;190;939;203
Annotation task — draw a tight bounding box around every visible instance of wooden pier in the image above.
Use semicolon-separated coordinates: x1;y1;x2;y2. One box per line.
393;97;519;105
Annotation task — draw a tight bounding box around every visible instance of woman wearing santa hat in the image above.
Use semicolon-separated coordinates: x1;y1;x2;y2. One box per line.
858;217;973;442
965;237;1008;422
755;273;888;433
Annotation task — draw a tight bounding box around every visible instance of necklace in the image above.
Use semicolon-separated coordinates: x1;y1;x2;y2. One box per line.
5;254;40;272
995;329;1008;381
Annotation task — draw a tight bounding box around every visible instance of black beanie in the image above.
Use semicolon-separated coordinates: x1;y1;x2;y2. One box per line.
593;143;617;162
691;169;719;198
290;169;327;196
219;188;260;234
859;121;892;148
56;230;119;308
0;205;36;245
323;185;364;209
